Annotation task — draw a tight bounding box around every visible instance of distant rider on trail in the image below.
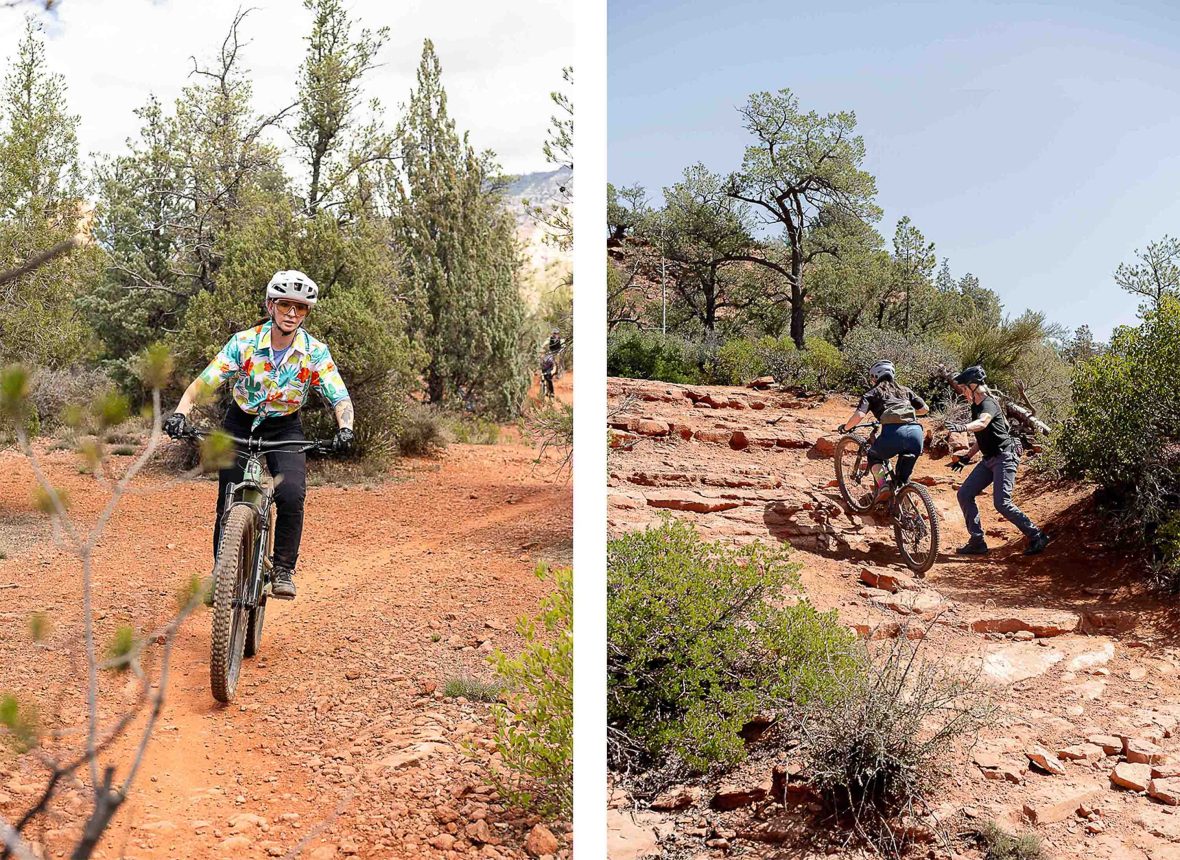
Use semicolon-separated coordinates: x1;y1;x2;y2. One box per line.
162;270;355;599
945;365;1049;557
839;360;929;505
547;328;565;378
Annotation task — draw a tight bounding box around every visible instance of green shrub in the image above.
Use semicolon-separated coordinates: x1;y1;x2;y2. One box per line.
1055;298;1180;584
607;519;856;772
841;327;957;397
803;634;992;852
28;367;117;432
803;337;847;391
445;414;502;445
975;821;1045;860
606;330;708;384
713;337;766;385
396;401;447;456
445;676;503;702
488;565;572;819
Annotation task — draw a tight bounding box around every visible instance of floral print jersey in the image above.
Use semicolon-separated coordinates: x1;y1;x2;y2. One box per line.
197;322;350;430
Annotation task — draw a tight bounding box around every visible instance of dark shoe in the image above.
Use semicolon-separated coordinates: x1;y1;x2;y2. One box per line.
956;539;989;556
1024;532;1051;556
272;567;296;600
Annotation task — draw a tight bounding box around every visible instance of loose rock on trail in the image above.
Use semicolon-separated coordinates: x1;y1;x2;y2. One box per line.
608;376;1180;860
0;382;571;860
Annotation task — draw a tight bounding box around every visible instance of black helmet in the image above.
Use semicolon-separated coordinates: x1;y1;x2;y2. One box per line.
954;365;986;386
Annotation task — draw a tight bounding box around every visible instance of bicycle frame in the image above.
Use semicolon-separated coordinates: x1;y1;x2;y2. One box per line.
219;452;273;613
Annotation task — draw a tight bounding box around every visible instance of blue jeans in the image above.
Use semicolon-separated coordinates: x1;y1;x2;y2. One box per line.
956;449;1040;541
867;423;924;484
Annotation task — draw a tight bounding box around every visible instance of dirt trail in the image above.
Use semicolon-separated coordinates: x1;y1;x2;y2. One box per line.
0;375;571;860
607;377;1180;860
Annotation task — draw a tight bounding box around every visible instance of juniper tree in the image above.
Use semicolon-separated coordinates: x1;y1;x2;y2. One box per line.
294;0;392;217
391;40;530;419
0;17;98;368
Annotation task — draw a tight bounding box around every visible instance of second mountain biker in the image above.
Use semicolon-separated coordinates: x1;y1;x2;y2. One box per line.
839;359;930;504
163;270;355;599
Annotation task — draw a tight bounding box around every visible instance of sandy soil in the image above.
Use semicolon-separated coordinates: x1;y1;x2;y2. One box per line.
607;376;1180;860
0;376;572;860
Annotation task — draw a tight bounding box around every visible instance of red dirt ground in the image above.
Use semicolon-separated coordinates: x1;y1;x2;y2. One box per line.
0;375;572;860
607;376;1180;860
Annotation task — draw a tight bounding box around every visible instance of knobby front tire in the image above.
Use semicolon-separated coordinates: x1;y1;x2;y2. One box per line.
893;482;941;575
211;505;254;703
834;434;875;513
244;504;274;659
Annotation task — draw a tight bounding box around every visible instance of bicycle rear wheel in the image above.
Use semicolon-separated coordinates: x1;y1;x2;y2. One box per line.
893;483;941;575
244;504;274;658
211;504;255;702
834;434;875;513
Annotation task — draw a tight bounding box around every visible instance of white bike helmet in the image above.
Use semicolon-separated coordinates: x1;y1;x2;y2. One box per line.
266;270;318;306
869;359;895;384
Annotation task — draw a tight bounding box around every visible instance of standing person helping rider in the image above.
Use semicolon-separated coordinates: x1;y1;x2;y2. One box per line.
162;270;354;599
839;360;929;505
945;365;1049;556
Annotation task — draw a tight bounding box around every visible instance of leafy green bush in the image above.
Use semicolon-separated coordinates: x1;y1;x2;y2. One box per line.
0;693;39;752
1056;298;1180;585
803;337;847;391
606;330;709;384
488;565;572;819
841;327;957;397
713;337;766;385
607;519;856;772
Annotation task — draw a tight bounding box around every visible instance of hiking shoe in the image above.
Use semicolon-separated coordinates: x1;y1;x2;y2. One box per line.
1024;532;1051;556
956;539;989;556
272;567;296;600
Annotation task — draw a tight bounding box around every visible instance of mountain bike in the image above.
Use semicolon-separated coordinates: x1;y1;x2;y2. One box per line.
834;422;940;574
181;428;334;703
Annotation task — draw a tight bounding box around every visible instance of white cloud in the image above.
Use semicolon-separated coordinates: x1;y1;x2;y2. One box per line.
0;0;572;175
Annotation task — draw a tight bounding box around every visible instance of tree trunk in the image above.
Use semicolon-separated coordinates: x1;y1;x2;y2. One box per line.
790;255;805;349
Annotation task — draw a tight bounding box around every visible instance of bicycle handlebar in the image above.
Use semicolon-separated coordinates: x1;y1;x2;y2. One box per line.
174;427;336;455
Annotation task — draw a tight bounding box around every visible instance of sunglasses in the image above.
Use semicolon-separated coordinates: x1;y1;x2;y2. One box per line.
273;300;309;318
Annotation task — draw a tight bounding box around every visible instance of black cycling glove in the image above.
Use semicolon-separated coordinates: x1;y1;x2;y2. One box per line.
949;459;972;473
163;412;188;439
334;427;355;453
945;422;967;434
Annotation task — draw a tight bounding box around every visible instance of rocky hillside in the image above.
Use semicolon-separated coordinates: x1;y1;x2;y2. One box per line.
607;376;1180;860
503;168;572;308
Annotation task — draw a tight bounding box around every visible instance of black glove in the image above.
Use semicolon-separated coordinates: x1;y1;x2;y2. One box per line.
945;422;967;434
949;458;972;473
334;427;355;453
163;412;188;439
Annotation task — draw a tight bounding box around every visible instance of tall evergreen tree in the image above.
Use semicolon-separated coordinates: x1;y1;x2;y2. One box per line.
391;40;530;418
0;17;97;367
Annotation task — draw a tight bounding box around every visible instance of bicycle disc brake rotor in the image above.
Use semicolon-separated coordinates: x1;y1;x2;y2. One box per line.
899;498;929;548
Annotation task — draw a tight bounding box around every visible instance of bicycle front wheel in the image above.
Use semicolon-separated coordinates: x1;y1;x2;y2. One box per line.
834;434;875;513
211;504;255;702
893;483;941;575
244;504;274;659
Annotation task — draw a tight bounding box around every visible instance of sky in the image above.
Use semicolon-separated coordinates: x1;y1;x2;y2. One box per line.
609;0;1180;339
0;0;573;177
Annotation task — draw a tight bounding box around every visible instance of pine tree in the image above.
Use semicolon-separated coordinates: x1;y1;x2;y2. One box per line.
391;40;531;419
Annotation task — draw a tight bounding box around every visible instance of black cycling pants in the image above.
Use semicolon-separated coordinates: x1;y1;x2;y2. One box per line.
213;404;307;571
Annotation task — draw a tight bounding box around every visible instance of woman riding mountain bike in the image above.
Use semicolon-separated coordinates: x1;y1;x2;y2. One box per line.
162;270;355;600
838;359;930;505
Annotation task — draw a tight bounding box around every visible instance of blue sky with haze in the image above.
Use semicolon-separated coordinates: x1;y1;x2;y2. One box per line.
609;0;1180;339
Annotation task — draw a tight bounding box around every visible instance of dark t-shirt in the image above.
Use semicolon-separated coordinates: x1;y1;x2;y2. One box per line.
971;395;1012;457
857;384;927;424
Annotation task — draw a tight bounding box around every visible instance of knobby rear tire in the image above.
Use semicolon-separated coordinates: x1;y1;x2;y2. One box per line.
893;482;941;575
834;434;874;513
211;505;254;703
